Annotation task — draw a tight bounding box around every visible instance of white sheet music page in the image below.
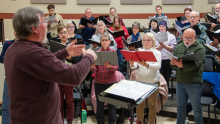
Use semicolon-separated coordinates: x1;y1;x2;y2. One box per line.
106;80;155;101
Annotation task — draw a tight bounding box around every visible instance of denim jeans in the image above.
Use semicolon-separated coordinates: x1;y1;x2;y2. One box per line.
2;79;10;124
116;49;123;71
176;82;203;124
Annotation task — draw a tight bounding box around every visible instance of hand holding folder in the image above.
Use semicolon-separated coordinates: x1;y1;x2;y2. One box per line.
120;50;157;62
80;17;98;27
122;37;143;49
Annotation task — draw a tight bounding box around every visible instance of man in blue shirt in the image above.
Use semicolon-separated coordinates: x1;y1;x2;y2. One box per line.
79;8;97;49
0;33;17;124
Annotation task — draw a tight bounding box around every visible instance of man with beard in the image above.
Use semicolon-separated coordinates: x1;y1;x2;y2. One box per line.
106;7;125;28
177;11;208;44
171;28;205;124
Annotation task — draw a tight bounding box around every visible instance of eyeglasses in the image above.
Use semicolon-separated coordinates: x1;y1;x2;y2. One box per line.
68;26;75;29
183;37;193;41
132;28;139;30
143;39;152;42
185;13;190;15
98;25;104;28
58;31;67;35
215;8;220;10
101;39;110;42
190;16;198;19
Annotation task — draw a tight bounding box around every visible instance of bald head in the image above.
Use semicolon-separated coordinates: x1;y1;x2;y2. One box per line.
183;28;196;47
215;3;220;15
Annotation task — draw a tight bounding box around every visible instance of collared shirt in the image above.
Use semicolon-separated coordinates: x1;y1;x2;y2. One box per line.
177;24;208;44
91;47;119;84
79;16;96;44
0;39;15;63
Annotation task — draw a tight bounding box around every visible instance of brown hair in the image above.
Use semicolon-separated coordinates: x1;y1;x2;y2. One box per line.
110;7;116;12
113;16;123;31
47;4;55;9
57;25;66;33
155;5;162;10
184;8;192;14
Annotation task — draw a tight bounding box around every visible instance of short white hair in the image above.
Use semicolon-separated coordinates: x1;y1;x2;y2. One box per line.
85;8;91;12
190;11;200;16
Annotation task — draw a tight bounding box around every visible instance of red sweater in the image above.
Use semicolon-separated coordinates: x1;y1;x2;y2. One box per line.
109;26;129;49
106;17;125;27
4;40;94;124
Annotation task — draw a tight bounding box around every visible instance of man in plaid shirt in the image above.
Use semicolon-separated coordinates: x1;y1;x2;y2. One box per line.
91;34;119;124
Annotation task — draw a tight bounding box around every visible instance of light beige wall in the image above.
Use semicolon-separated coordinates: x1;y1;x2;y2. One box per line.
0;45;4;101
0;0;216;100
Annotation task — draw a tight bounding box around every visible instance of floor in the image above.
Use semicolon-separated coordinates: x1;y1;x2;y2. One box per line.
0;115;195;124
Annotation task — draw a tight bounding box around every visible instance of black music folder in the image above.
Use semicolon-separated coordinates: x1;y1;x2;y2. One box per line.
201;23;220;31
94;51;118;65
80;17;98;27
182;25;202;35
107;28;125;38
205;30;220;42
122;37;143;49
177;17;182;22
143;26;149;33
203;44;220;56
68;38;84;45
99;16;113;25
88;39;101;47
163;49;202;62
50;41;66;53
207;14;218;23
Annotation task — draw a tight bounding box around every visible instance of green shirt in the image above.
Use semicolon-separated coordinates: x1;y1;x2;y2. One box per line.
171;40;205;83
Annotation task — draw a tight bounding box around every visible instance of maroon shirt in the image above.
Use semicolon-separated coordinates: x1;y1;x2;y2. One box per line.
4;40;94;124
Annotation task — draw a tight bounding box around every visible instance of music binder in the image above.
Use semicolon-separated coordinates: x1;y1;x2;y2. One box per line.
203;43;220;56
205;30;220;42
201;23;220;31
50;40;66;53
107;28;125;38
94;51;118;65
99;16;113;25
175;20;190;28
162;49;202;62
120;50;157;62
88;39;101;47
177;17;182;22
68;38;84;45
143;26;149;33
207;14;217;23
80;17;98;27
150;30;168;43
182;25;202;36
122;37;143;49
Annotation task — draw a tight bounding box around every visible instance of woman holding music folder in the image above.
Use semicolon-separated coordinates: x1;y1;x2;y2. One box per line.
67;21;82;40
110;16;129;71
90;20;117;51
155;21;177;88
123;22;143;77
129;33;161;124
91;34;119;124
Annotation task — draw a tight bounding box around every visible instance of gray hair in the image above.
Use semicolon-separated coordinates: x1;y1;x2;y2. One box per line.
94;21;110;35
85;8;91;12
13;7;44;39
132;22;141;29
100;34;110;41
190;11;200;16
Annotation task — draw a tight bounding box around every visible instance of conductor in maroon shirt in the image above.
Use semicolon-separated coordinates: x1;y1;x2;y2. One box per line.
4;7;97;124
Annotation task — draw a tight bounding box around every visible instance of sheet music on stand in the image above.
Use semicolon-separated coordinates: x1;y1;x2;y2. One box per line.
104;80;156;102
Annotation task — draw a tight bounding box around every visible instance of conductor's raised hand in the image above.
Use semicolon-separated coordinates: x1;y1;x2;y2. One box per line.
66;39;86;57
104;62;112;69
82;48;97;61
129;59;134;67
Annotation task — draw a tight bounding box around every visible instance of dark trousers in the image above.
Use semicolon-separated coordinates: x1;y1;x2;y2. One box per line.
58;85;74;123
117;49;124;71
95;83;116;124
160;59;172;88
